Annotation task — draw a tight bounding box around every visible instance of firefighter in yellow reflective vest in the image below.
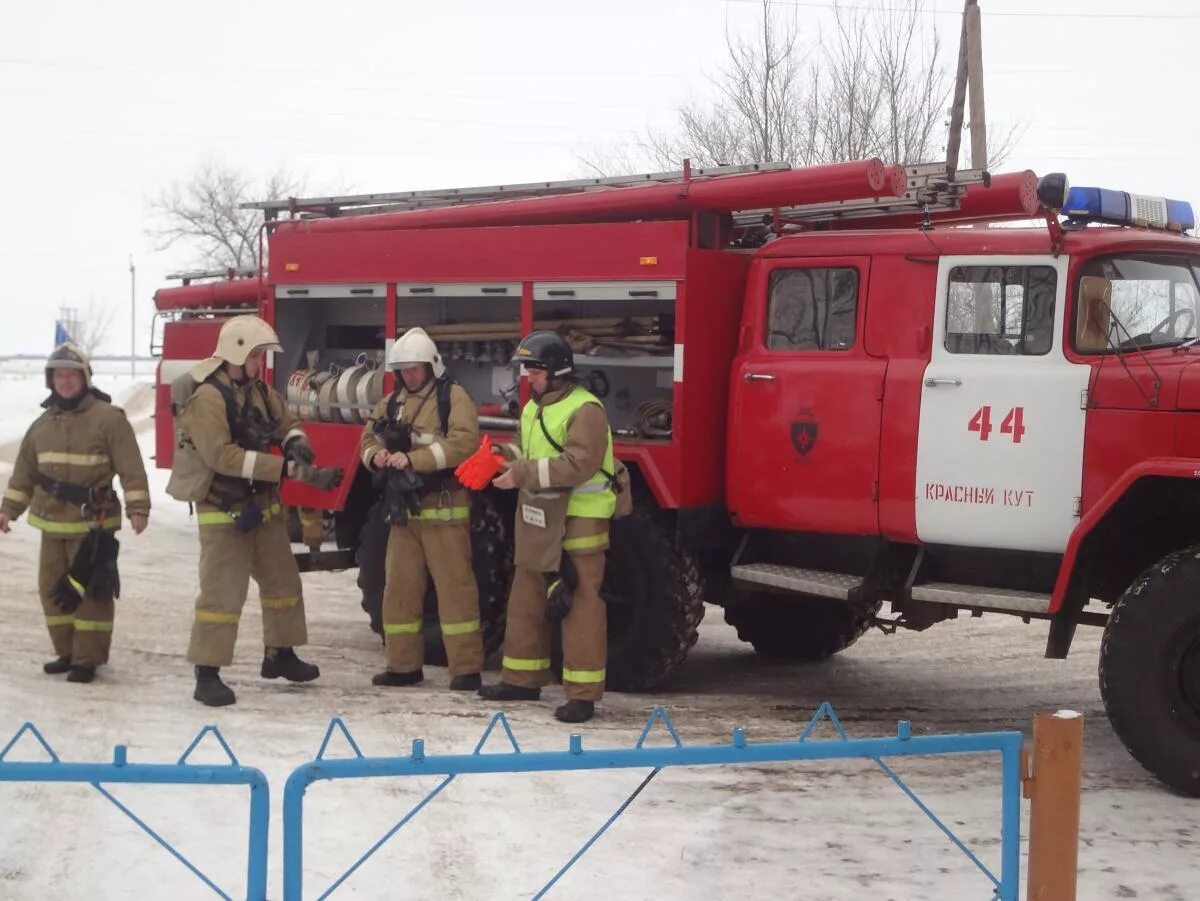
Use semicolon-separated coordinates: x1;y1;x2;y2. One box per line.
479;331;615;723
359;328;485;689
0;344;150;683
167;315;344;707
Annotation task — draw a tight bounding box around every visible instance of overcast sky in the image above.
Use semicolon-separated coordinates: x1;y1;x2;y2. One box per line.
2;0;1197;357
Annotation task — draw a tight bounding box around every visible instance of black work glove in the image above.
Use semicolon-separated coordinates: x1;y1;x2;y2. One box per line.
290;462;344;491
283;436;315;466
545;553;579;622
87;532;120;601
50;530;121;611
52;574;84;614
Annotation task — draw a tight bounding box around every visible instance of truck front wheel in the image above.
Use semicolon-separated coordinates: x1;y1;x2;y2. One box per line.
1100;547;1200;796
724;592;879;661
599;506;706;691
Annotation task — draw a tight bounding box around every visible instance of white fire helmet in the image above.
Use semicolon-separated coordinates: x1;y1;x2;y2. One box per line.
387;328;445;378
191;315;283;381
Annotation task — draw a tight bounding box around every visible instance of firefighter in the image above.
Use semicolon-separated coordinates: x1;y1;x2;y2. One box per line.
0;343;150;683
360;327;485;689
478;331;616;723
167;315;344;707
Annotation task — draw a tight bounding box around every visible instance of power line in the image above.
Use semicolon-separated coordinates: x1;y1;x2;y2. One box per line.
0;57;692;82
724;0;1200;19
2;86;664;136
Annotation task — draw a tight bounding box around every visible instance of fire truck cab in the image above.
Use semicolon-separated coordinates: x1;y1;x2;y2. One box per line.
153;161;1200;795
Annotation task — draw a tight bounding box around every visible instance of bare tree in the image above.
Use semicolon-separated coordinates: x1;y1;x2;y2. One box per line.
580;0;1019;176
69;296;118;358
149;160;303;270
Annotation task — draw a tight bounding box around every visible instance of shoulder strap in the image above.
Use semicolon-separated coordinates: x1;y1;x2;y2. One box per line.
536;402;616;485
436;378;456;436
385;389;403;423
205;377;242;436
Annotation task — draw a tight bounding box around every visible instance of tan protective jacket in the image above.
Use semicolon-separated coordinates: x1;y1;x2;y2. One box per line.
1;391;150;532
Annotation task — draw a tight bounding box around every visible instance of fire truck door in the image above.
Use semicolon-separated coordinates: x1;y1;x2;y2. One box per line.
915;255;1087;553
728;256;884;534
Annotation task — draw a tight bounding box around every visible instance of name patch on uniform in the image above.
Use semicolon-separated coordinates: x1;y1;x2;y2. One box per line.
521;504;547;528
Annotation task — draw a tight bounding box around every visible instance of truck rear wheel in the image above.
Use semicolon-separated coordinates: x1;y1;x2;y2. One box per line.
356;493;510;666
599;506;705;691
724;592;879;661
1100;547;1200;796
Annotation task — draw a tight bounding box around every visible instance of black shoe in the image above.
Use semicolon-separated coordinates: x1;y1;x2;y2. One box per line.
449;673;482;692
372;669;425;687
66;665;96;684
194;666;236;707
554;700;595;723
43;656;71;675
261;647;320;683
477;682;541;702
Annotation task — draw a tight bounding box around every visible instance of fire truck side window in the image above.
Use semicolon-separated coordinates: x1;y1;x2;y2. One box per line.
945;265;1057;356
1073;254;1200;352
766;267;858;351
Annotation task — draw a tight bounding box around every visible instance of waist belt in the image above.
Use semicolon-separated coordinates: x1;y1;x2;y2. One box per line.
39;474;111;507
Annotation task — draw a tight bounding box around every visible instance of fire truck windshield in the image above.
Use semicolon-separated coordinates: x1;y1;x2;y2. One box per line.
1075;254;1200;351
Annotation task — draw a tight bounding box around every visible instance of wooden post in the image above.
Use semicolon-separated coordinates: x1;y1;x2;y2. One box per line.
966;0;988;170
944;0;973;174
1024;710;1083;901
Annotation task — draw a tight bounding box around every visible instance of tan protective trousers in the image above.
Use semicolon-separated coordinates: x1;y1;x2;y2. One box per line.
383;519;484;676
186;505;308;667
500;549;607;702
38;535;114;667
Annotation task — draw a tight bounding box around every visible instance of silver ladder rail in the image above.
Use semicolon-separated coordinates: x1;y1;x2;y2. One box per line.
241;162;792;218
732;164;991;227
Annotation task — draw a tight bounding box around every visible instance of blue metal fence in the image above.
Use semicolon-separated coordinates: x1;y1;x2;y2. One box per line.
283;704;1024;901
0;721;269;900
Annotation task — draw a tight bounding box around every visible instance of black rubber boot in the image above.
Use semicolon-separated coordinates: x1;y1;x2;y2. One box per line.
261;647;320;683
194;666;236;707
43;656;71;675
477;682;541;702
372;669;424;687
554;700;595;724
449;673;482;692
66;665;96;684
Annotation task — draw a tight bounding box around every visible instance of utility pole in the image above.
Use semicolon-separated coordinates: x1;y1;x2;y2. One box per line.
966;0;988;170
945;0;988;172
944;0;972;175
129;255;136;378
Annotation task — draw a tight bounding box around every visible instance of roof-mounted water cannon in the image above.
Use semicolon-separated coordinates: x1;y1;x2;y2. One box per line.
1061;185;1195;233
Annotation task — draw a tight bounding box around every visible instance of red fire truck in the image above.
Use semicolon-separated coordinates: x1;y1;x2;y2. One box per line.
153;159;1200;794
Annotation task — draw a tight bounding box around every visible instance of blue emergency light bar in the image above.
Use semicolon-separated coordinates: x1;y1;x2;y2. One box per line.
1063;186;1195;232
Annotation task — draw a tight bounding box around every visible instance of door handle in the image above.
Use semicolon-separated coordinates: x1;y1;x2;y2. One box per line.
744;372;777;382
924;377;962;387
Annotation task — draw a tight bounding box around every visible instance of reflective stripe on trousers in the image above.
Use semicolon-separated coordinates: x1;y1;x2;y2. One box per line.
502;655;551;672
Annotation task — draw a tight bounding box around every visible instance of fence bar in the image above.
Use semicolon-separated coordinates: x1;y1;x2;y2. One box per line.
1025;710;1083;901
284;719;1023;900
0;735;269;900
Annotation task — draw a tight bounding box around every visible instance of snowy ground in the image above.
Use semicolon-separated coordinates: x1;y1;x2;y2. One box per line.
0;374;1195;900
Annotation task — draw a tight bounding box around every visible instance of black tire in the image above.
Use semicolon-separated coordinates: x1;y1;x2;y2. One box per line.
356;493;511;665
599;506;705;691
1100;547;1200;796
723;592;879;661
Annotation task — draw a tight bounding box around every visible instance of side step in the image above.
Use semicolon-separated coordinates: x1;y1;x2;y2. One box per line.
731;563;862;600
909;582;1051;614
